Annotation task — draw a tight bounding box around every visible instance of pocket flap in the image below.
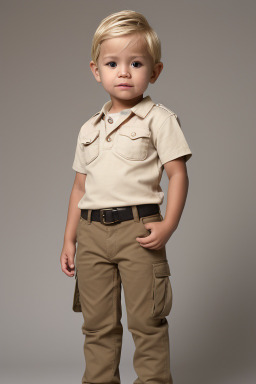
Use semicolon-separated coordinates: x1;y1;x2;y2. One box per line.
153;262;171;277
81;129;100;145
119;126;151;140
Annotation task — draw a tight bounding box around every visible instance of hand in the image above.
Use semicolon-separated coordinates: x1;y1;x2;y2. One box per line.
60;240;76;277
136;220;175;250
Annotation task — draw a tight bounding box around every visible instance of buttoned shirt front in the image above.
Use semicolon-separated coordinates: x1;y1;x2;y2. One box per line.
72;95;192;209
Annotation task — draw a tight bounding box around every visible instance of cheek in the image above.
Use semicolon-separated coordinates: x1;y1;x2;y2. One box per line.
99;67;111;79
102;70;115;83
135;70;151;85
100;72;114;86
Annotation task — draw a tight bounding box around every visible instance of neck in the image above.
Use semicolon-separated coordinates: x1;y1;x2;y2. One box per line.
108;95;144;113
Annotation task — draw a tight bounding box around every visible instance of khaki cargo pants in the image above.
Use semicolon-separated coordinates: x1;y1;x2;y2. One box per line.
73;205;173;384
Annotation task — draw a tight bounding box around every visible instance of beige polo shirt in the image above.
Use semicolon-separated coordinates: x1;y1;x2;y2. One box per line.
72;95;192;209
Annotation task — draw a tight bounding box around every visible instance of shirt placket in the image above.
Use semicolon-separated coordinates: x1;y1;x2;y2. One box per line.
103;112;133;149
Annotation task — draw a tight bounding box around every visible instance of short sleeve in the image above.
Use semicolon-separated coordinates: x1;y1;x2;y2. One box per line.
72;131;87;174
156;114;192;164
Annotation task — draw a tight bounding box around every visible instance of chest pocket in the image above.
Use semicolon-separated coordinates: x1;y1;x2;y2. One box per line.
81;129;100;165
115;125;151;161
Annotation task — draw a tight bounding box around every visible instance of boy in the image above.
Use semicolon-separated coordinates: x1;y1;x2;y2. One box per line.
60;9;192;384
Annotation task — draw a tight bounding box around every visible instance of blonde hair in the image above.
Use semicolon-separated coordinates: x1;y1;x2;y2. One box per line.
91;10;161;65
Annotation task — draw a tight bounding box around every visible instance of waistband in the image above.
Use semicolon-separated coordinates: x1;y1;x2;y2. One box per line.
81;204;160;225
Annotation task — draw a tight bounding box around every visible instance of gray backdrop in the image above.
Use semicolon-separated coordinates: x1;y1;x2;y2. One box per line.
1;1;255;383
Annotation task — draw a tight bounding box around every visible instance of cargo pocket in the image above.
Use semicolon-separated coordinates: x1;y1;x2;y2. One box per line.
115;125;151;160
152;261;172;318
72;268;82;312
80;129;100;165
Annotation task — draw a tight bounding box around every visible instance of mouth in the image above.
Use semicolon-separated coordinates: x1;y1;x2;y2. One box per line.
116;84;133;87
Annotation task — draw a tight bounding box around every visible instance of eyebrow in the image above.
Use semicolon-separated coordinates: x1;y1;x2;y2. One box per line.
103;55;146;60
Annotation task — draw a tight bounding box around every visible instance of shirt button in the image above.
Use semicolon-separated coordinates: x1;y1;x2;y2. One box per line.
107;137;112;142
107;117;113;124
131;132;136;137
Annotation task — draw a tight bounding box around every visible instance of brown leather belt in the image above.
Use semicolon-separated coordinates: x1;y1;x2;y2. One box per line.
81;204;160;225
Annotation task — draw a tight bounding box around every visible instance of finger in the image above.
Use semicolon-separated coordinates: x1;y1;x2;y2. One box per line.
136;234;152;244
137;234;160;247
135;235;148;241
64;268;75;277
61;256;74;276
61;262;74;276
60;255;68;271
139;238;157;246
140;241;161;249
68;256;75;270
66;265;75;276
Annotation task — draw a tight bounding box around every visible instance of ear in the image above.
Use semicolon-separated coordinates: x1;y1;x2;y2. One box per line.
90;61;101;83
149;62;164;84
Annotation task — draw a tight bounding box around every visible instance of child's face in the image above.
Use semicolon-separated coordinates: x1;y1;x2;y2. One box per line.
90;33;163;106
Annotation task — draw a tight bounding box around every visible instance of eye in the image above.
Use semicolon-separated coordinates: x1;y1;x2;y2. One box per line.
131;61;142;68
106;62;117;68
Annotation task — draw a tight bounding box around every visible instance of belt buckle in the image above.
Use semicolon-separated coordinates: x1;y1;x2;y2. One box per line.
99;208;120;225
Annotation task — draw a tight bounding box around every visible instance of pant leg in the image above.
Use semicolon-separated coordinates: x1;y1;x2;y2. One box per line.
112;206;173;384
76;213;123;384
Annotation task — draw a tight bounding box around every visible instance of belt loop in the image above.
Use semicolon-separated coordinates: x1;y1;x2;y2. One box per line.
132;205;140;222
87;209;92;224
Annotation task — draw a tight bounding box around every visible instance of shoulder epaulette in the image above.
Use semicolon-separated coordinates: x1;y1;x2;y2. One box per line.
154;103;177;117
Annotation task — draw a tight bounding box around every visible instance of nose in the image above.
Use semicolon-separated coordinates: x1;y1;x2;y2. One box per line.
118;64;131;78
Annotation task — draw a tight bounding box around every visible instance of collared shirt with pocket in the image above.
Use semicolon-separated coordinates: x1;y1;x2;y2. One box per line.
72;95;192;209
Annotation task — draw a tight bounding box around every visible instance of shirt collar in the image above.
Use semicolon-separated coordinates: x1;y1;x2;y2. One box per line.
92;95;155;125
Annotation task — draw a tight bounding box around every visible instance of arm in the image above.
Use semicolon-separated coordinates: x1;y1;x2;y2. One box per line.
136;156;189;250
162;156;189;232
60;172;87;277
